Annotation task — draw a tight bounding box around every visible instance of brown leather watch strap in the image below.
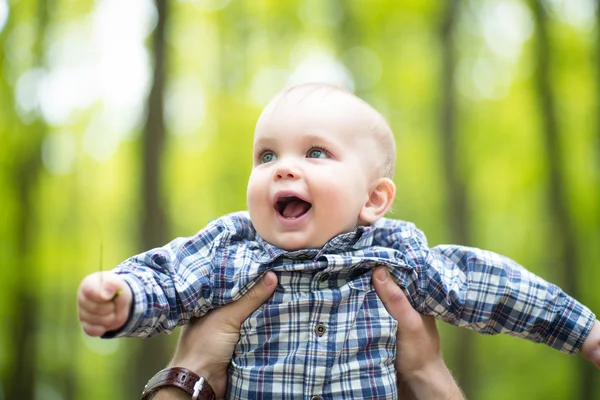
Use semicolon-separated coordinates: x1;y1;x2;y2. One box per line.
141;367;216;400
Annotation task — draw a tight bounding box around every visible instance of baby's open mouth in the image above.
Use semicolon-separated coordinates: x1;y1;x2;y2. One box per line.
275;196;312;218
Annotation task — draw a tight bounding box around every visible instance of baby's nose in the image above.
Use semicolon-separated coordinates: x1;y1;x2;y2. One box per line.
276;171;295;179
274;161;301;180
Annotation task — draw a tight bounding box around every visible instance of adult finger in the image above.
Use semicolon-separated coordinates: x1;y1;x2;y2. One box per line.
372;266;442;374
372;266;422;330
219;271;278;327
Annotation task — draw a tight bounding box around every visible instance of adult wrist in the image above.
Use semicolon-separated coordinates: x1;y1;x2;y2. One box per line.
164;347;228;397
166;361;217;388
399;360;465;400
141;367;216;400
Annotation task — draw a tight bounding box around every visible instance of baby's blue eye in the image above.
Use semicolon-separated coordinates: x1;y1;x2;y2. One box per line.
261;152;277;164
307;148;328;159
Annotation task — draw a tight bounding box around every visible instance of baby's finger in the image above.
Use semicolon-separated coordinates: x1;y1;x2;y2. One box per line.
77;293;115;315
80;321;107;337
78;308;118;327
110;284;133;330
98;273;127;301
78;272;106;303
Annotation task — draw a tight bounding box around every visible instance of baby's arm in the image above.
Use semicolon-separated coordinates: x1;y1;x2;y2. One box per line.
377;219;597;361
104;236;218;338
416;245;595;355
77;271;133;337
93;214;250;339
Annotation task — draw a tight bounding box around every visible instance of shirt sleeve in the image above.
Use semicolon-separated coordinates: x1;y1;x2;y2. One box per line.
105;219;227;339
388;224;596;354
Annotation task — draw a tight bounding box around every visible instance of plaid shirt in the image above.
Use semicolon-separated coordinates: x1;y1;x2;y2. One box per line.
112;211;595;399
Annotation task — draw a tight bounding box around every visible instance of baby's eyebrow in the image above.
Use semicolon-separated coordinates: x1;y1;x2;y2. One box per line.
253;136;277;149
253;131;338;153
300;132;338;147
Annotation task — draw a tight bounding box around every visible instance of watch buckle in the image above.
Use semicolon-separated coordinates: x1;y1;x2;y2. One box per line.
192;376;205;400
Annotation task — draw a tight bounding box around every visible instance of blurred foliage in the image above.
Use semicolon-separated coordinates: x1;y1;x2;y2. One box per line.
0;0;599;399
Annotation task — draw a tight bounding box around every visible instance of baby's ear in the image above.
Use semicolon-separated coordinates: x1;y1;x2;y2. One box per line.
359;178;396;224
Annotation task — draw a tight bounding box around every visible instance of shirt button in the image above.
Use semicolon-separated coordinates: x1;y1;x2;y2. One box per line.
319;273;330;282
315;323;327;337
310;396;323;400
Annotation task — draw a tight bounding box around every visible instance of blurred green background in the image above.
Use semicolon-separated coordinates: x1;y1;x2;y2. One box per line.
1;0;599;399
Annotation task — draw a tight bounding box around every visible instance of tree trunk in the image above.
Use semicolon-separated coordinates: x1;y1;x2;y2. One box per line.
531;1;592;398
5;0;49;398
8;179;40;400
439;0;476;397
129;0;171;397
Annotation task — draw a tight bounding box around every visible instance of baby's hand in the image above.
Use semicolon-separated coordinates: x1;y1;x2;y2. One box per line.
77;272;133;337
581;320;600;369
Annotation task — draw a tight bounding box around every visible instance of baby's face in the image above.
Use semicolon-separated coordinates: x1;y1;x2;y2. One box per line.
246;87;382;250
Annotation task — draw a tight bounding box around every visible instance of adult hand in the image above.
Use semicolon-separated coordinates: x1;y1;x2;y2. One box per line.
153;271;278;400
372;266;465;400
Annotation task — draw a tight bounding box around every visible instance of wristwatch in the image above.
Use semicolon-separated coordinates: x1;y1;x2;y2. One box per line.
141;367;216;400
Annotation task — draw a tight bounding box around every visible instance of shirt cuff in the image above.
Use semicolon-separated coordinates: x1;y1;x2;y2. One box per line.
544;296;596;354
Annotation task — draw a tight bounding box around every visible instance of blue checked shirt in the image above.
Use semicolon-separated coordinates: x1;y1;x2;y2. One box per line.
111;212;595;399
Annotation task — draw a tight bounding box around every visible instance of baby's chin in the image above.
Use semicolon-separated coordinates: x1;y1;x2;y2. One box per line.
250;214;362;251
259;227;356;251
264;235;326;251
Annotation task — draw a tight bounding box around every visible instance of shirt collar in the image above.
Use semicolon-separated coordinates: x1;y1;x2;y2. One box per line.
254;224;376;263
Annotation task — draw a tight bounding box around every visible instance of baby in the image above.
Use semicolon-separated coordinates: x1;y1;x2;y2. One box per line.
78;83;600;399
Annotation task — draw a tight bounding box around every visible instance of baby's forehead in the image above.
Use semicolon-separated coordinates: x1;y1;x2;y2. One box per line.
261;86;379;128
258;85;388;139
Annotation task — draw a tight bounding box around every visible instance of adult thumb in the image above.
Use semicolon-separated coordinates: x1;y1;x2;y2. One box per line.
372;266;412;321
221;271;278;326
